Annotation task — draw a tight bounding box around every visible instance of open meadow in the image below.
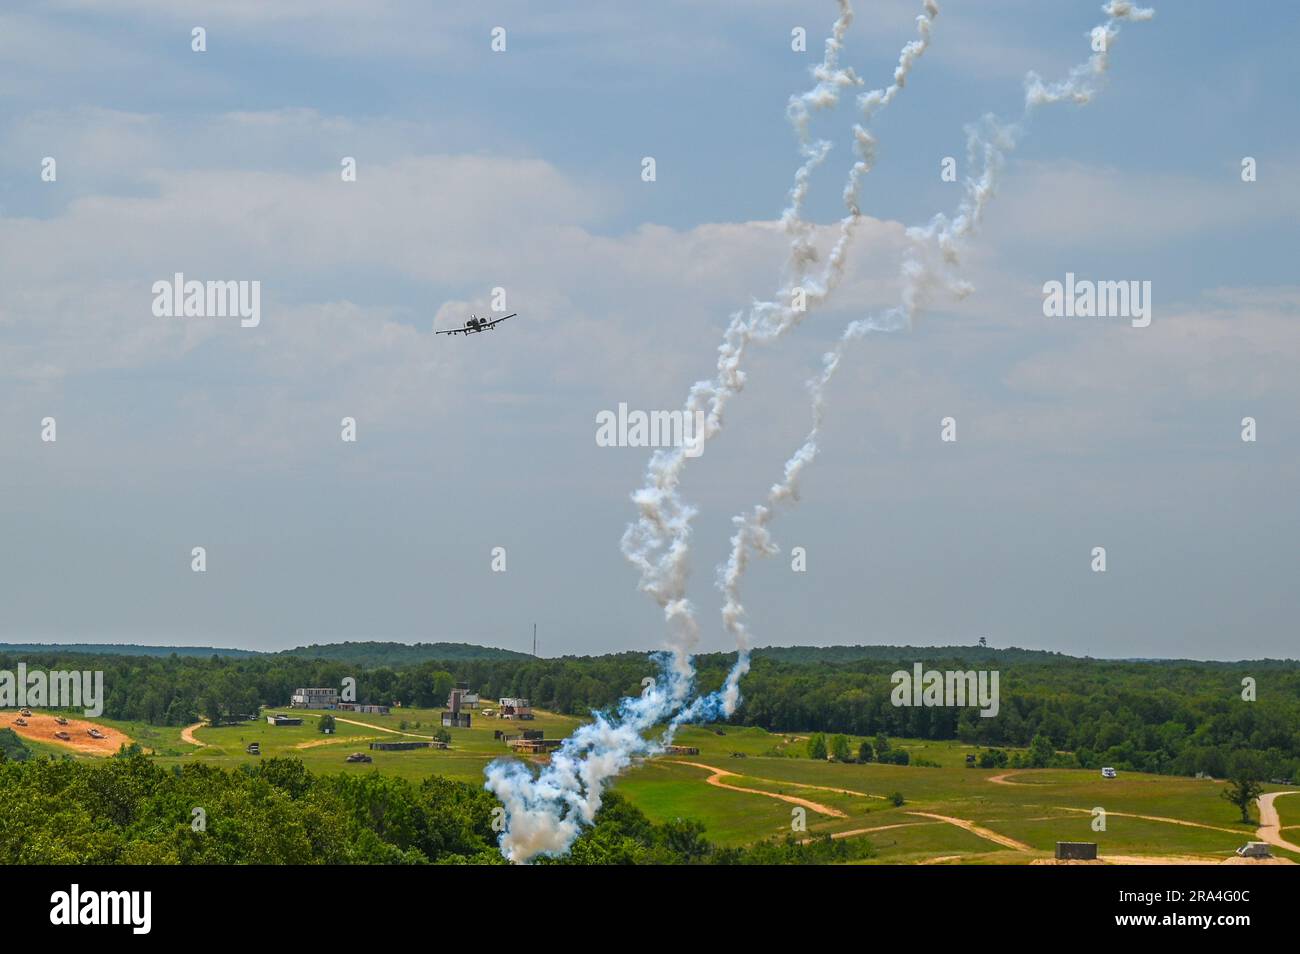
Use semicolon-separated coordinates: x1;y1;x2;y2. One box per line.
11;706;1298;865
609;726;1300;863
152;706;585;783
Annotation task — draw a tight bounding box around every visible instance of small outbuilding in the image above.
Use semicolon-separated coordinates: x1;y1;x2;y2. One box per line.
1055;842;1098;860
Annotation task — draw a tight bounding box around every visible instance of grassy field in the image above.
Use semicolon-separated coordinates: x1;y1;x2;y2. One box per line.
98;717;193;756
11;707;1299;864
608;725;1300;863
151;705;585;783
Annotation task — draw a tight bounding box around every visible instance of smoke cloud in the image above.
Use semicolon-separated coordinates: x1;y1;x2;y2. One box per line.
485;0;1153;863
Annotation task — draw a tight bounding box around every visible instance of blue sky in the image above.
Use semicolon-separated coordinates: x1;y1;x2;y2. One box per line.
1;1;1297;659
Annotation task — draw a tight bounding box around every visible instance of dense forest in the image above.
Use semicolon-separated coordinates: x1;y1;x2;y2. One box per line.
0;643;257;658
279;641;531;665
2;644;1297;782
0;751;868;865
0;641;528;662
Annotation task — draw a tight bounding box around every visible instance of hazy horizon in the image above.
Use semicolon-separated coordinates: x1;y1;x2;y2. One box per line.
1;635;1295;665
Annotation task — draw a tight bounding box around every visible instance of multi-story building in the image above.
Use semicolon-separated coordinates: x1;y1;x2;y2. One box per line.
290;687;339;709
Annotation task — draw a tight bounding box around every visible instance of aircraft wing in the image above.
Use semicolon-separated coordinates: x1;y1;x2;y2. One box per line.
481;313;517;329
434;327;466;335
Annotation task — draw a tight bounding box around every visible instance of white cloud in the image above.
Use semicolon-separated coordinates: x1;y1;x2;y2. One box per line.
0;126;911;484
990;159;1300;246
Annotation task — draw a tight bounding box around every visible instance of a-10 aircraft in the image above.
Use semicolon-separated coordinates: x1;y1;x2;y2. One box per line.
436;313;517;336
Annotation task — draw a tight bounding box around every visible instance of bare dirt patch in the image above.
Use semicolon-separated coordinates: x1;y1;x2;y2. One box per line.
1032;858;1106;865
1219;855;1295;865
1099;854;1261;865
7;711;131;755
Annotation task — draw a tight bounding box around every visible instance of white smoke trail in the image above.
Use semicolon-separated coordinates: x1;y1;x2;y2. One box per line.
619;0;867;687
485;0;942;863
684;0;941;724
709;0;1156;709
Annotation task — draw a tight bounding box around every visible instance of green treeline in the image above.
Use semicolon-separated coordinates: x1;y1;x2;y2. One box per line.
0;752;868;865
4;646;1296;781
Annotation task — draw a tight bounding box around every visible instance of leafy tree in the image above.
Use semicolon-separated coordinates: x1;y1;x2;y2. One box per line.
425;671;455;710
857;740;874;763
0;729;31;763
659;818;710;863
200;691;224;727
255;758;313;799
318;714;336;734
807;733;828;760
1027;734;1055;769
888;791;905;807
830;734;851;762
978;748;1008;769
1221;753;1266;823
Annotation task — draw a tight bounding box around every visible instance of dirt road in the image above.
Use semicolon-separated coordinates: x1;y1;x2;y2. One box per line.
667;760;881;800
1257;791;1300;854
987;772;1030;786
302;712;433;739
904;811;1033;852
295;735;381;750
670;761;846;818
1056;805;1244;836
800;821;935;844
180;722;206;747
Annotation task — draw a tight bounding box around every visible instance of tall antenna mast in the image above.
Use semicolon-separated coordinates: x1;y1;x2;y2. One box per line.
533;622;537;657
